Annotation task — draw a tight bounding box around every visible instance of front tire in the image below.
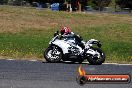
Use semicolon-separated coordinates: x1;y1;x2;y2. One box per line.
87;48;105;65
44;46;62;63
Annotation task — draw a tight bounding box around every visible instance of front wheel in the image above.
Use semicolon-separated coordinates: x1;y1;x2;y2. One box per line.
44;45;62;63
87;48;105;65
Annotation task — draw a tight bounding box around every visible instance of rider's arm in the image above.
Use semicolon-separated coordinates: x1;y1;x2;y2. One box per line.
62;34;74;38
61;32;75;39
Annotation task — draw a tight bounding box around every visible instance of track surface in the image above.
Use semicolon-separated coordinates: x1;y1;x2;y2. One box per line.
0;59;131;88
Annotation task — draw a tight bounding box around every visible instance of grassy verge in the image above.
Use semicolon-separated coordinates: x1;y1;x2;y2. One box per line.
0;6;131;63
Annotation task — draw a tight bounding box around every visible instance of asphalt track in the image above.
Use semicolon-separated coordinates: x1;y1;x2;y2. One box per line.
0;59;131;88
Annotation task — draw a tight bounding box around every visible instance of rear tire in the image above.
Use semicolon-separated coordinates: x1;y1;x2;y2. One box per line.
87;48;105;65
44;46;62;63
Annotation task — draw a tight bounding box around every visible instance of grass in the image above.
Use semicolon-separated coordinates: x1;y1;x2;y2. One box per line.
0;5;131;63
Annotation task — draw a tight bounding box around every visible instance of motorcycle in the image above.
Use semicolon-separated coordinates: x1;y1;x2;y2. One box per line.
44;31;105;65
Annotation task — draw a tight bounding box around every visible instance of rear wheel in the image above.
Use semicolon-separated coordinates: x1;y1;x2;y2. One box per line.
44;46;62;63
87;48;105;65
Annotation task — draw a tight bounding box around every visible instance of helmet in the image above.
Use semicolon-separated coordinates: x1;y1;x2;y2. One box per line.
60;27;71;35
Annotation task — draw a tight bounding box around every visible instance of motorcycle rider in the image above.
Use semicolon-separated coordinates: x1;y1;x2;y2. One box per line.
60;26;85;49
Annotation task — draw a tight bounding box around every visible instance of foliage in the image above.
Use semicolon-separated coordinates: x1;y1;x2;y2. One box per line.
116;0;132;9
0;0;8;4
92;0;111;10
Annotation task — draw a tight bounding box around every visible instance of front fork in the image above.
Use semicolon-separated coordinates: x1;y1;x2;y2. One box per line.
86;49;96;56
85;48;100;58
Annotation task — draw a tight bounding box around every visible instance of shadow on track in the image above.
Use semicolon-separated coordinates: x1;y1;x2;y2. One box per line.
42;61;101;65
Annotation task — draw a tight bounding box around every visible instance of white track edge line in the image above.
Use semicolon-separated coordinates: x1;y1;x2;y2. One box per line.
7;59;15;61
103;63;132;65
29;60;38;62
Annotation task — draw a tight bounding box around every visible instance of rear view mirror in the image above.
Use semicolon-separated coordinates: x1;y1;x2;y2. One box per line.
54;31;59;37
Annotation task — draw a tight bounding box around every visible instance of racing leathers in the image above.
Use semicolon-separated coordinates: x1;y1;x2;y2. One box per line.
60;32;85;49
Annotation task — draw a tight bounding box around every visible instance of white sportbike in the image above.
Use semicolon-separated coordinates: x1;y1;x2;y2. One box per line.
44;31;105;65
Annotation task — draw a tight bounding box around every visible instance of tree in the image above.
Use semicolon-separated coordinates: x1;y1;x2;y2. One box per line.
80;0;88;11
0;0;8;4
87;0;95;7
92;0;111;11
116;0;132;9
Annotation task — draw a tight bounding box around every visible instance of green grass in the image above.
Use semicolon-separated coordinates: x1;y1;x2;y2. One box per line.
0;30;53;60
0;6;131;63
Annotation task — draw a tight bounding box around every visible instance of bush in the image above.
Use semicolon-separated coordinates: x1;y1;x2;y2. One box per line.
0;0;8;5
116;0;132;9
92;0;111;10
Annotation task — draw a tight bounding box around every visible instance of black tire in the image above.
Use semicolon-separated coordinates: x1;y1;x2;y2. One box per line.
87;48;105;65
44;46;62;63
